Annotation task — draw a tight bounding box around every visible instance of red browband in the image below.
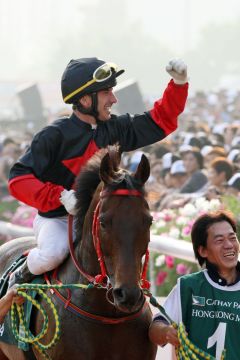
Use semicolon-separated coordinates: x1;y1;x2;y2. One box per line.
100;189;142;197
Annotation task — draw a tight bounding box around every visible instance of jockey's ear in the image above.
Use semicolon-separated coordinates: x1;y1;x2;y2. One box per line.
133;154;150;185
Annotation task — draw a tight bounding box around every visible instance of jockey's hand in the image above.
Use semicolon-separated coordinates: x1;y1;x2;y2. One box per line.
60;189;77;216
166;59;188;85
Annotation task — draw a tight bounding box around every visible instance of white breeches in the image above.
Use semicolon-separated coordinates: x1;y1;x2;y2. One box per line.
27;214;76;275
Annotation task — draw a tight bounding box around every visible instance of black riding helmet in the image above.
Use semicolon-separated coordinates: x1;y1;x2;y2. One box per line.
61;57;124;118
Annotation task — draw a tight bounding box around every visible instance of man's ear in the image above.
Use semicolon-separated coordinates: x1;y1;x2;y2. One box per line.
79;95;92;108
198;245;208;259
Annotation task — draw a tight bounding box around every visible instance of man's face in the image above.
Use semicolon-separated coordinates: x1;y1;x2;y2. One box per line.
97;88;117;121
208;167;224;187
199;221;239;273
182;152;199;174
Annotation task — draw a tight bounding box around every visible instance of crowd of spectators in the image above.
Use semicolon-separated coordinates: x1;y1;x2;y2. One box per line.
123;88;240;211
1;87;240;217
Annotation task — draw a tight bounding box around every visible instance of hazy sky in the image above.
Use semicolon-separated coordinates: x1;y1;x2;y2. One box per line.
1;0;240;107
1;0;240;75
128;0;240;53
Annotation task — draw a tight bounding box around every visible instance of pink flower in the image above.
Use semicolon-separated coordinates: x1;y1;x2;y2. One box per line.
188;219;195;227
156;271;167;286
12;205;37;228
176;263;188;275
165;255;175;268
182;225;191;236
163;213;172;222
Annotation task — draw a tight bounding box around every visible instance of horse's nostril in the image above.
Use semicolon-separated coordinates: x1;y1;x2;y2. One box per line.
113;287;142;308
113;288;125;302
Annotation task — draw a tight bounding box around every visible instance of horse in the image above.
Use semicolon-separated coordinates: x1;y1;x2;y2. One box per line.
0;148;157;360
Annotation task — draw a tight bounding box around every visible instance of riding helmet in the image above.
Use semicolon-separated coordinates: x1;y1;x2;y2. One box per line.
61;57;124;104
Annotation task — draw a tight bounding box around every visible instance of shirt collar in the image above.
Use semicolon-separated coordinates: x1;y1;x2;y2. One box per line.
206;260;240;286
70;112;97;130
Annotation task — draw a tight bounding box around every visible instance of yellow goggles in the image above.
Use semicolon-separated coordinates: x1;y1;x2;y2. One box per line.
64;62;118;103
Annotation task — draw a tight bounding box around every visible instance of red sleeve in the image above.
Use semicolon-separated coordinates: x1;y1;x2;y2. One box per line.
8;174;64;212
150;79;188;135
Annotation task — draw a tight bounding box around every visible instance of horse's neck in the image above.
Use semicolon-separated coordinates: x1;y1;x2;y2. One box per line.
77;191;101;278
78;228;99;277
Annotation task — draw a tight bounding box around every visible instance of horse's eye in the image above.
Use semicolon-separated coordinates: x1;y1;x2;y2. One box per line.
99;216;106;228
100;220;106;229
146;216;153;227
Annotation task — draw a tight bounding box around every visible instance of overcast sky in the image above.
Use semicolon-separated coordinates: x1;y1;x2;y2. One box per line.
128;0;240;52
1;0;240;103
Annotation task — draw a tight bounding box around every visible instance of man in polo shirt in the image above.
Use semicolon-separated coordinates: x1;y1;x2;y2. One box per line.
149;210;240;360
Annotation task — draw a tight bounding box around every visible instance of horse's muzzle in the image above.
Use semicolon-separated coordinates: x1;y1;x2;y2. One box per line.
109;286;144;313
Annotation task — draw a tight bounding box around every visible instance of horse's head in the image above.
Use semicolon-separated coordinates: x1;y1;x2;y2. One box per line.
95;150;152;313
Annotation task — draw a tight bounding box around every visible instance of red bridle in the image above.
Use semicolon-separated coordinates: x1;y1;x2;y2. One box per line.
69;188;151;289
46;187;151;324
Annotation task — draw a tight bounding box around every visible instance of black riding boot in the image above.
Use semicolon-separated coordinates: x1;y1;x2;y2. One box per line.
8;260;34;288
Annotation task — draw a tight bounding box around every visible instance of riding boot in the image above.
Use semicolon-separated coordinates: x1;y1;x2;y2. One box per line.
8;260;34;288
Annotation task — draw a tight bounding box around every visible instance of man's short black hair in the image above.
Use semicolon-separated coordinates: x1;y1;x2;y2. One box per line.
191;210;237;266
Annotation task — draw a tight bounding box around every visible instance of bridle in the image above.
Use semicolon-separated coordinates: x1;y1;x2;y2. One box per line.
69;187;151;289
46;187;151;324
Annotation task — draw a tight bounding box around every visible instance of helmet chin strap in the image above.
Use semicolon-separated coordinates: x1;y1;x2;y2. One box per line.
74;92;99;120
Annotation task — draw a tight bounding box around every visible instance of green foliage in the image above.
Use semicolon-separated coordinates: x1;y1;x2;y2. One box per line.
0;199;19;221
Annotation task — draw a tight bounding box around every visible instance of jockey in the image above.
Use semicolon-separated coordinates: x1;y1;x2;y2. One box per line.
8;57;189;286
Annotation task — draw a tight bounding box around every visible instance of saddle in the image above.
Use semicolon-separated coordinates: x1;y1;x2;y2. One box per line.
0;254;26;299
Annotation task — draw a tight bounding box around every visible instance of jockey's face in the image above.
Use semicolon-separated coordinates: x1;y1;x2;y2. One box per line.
97;88;118;121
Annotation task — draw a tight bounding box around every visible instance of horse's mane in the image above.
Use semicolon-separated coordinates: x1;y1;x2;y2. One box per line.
74;147;146;240
75;150;104;223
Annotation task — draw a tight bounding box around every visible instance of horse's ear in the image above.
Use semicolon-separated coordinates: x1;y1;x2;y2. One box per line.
133;154;150;185
100;153;116;185
108;146;121;172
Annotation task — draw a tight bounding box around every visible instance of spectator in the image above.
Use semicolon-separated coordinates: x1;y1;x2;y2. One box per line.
149;210;240;359
208;157;233;193
226;173;240;197
0;286;24;324
170;160;188;189
204;146;227;169
180;147;208;193
0;138;22;195
160;152;180;188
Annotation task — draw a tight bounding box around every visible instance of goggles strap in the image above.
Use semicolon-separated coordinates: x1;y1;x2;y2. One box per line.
74;92;99;119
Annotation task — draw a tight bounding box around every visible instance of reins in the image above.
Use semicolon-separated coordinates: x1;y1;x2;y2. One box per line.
12;285;225;360
68;215;95;283
11;282;91;360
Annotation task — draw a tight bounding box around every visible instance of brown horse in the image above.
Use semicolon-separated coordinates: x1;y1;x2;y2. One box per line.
0;148;157;360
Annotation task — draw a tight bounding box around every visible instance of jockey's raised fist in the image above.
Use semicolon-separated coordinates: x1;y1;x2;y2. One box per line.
166;59;188;85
